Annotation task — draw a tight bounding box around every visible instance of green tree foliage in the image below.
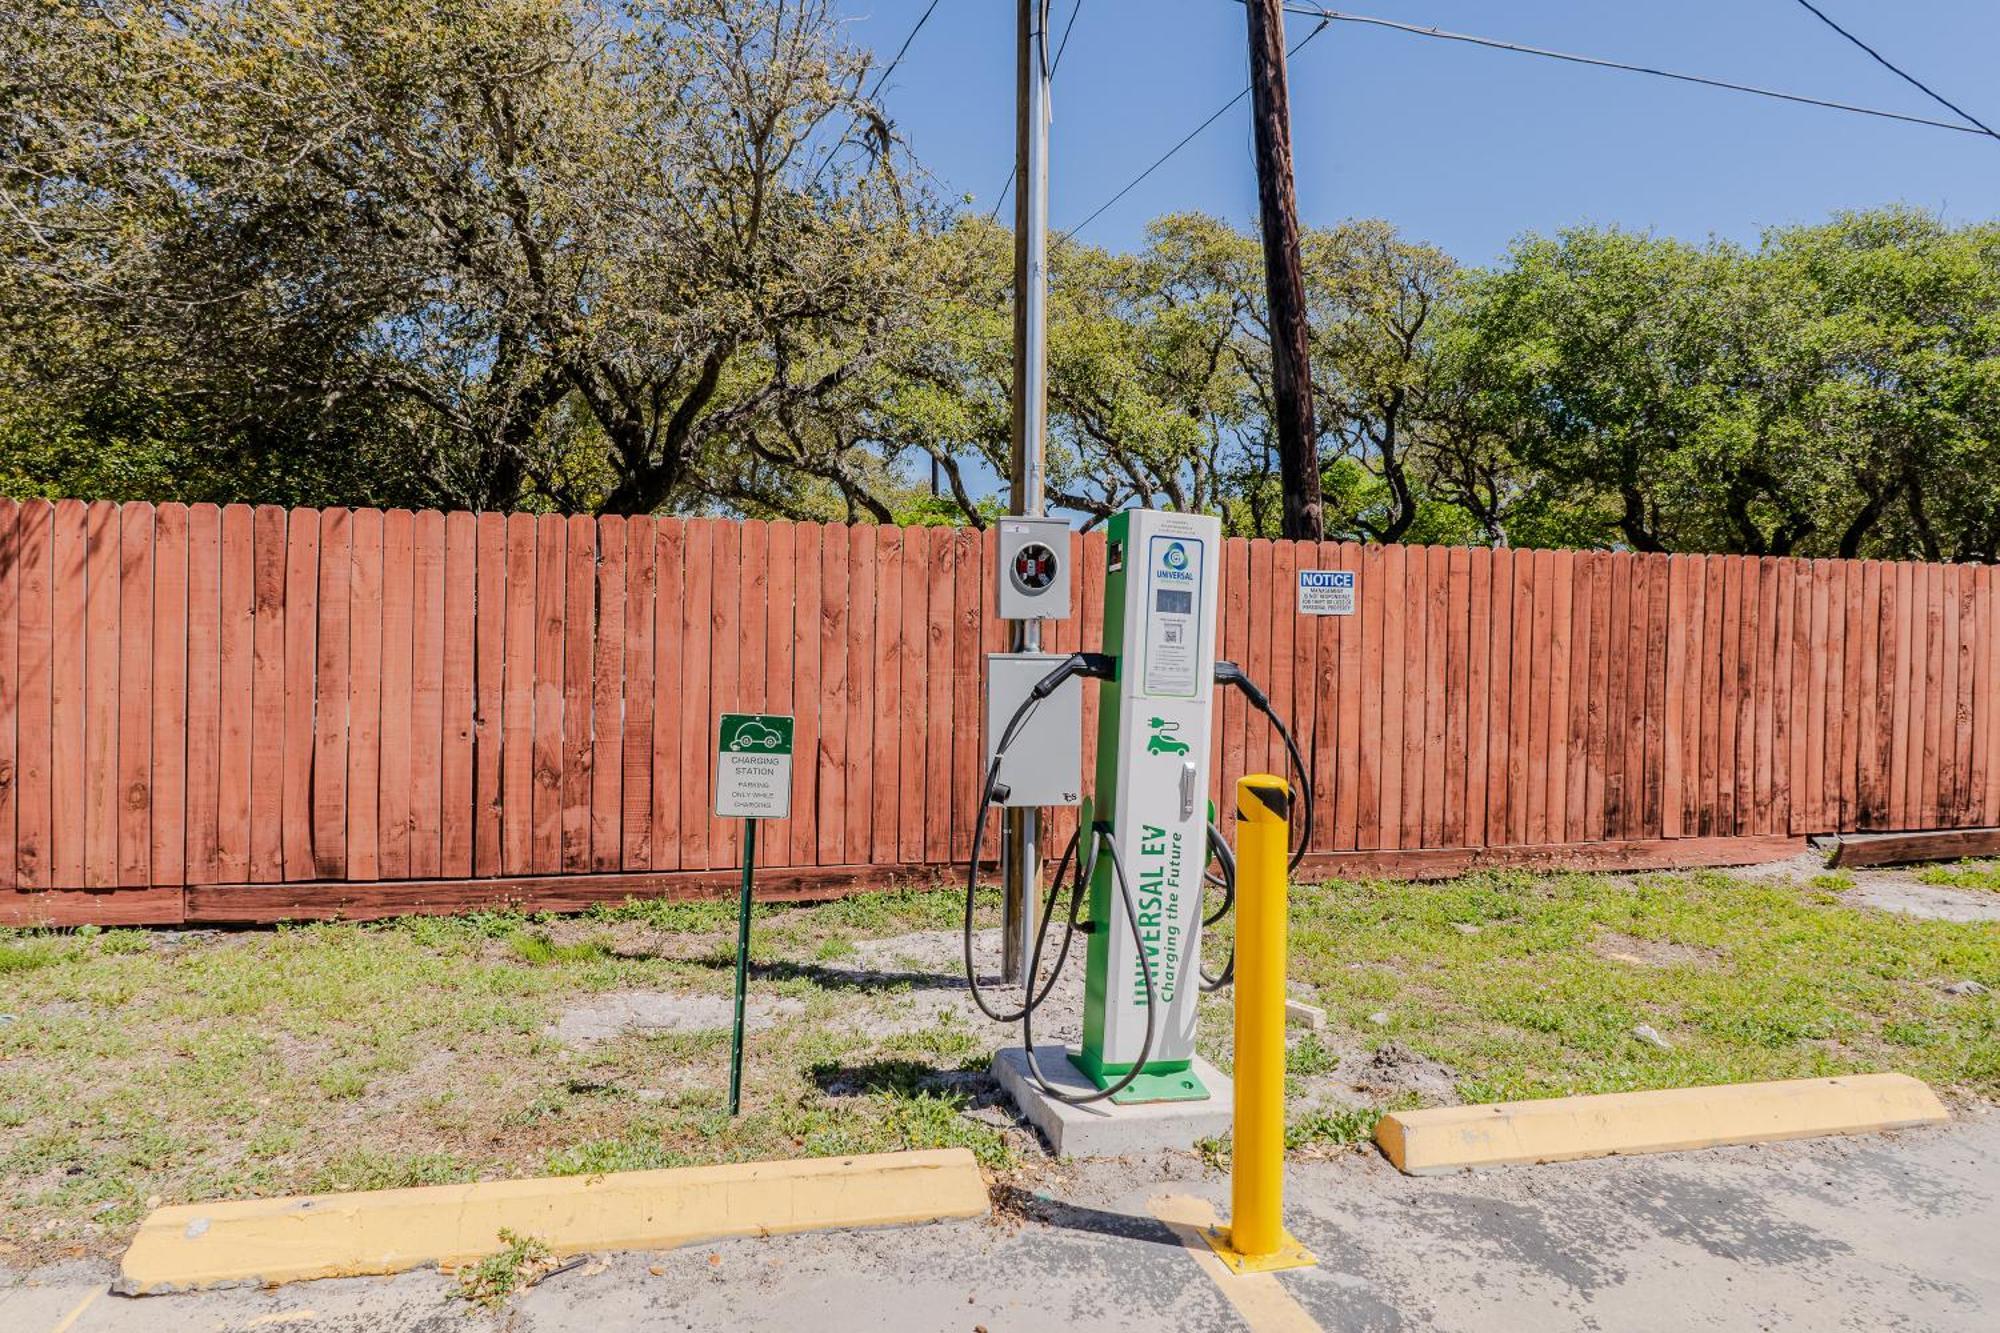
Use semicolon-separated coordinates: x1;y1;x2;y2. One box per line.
3;7;1996;556
1446;210;2000;559
3;0;934;514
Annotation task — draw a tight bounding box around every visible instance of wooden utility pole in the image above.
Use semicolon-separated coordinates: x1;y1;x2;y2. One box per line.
1245;0;1324;541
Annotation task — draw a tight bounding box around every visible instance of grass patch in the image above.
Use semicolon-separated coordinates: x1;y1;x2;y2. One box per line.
0;936;70;974
455;1228;556;1309
1917;860;2000;891
1291;868;2000;1104
1;866;1993;1263
506;929;612;966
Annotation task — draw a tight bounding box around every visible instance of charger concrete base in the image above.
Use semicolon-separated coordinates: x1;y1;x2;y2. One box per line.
992;1045;1234;1157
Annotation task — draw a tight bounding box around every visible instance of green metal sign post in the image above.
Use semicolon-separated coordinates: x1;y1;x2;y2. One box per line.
714;713;794;1116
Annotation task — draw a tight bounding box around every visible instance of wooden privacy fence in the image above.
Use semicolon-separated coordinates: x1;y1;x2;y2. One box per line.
0;498;1996;925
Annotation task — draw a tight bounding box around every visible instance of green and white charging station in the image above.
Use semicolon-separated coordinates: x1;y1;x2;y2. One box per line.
1074;508;1223;1100
978;507;1274;1150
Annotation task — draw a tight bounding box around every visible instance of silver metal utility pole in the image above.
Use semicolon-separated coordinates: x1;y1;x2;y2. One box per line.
1003;0;1051;985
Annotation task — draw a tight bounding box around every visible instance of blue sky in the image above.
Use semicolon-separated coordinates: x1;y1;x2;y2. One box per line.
837;0;2000;264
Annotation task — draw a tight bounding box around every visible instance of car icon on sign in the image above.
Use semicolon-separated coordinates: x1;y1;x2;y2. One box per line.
730;721;783;752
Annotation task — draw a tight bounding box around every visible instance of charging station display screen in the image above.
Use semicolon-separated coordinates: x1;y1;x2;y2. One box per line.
1143;535;1204;697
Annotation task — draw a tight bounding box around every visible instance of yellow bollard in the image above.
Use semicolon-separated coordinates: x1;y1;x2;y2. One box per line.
1205;773;1317;1274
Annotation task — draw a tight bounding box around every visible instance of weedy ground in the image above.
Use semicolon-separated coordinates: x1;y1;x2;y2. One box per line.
1;864;1994;1263
1917;858;2000;891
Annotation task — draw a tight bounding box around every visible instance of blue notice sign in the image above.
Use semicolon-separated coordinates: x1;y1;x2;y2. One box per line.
1298;569;1356;616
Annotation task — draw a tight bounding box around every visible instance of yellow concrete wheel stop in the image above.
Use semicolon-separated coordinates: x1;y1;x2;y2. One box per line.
118;1148;988;1293
1375;1073;1948;1175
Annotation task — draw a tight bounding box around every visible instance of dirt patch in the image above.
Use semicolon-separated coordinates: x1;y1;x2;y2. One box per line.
1590;930;1723;969
1843;879;2000;923
834;928;1089;1045
1299;1038;1461;1111
1723;849;1833;884
545;990;805;1045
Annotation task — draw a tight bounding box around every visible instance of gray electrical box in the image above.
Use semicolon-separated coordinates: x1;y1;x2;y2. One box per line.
984;652;1083;807
994;516;1072;620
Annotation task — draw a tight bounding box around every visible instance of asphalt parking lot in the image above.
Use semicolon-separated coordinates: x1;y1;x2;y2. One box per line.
7;1109;1995;1332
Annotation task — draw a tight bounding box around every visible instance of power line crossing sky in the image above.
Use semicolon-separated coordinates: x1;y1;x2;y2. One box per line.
840;0;2000;262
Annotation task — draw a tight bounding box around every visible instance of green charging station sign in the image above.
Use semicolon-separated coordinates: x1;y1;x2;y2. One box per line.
715;713;794;819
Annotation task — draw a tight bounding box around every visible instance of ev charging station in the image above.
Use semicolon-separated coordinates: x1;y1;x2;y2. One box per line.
1076;508;1222;1099
971;507;1309;1153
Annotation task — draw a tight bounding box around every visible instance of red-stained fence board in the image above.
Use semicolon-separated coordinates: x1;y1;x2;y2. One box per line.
115;504;154;887
1754;558;1780;834
280;509;319;880
1524;549;1554;846
924;531;955;865
898;530;928;865
211;505;256;885
12;503;53;889
869;526;900;866
788;524;822;868
345;508;384;882
49;501;86;888
474;512;509;876
1376;544;1406;850
502;513;538;876
1463;546;1493;849
248;507;287;883
675;520;714;871
150;505;192;886
708;521;743;869
1643;554;1670;838
1784;561;1809;834
1856;563;1884;826
1565;550;1595;842
589;516;626;873
532;513;567;874
1483;547;1512;846
1412;547;1443;847
441;511;477;878
736;521;769;862
560;514;596;874
82;501;121;888
1510;550;1540;846
1976;566;1995;827
847;524;880;865
651;519;686;871
1807;562;1832;831
1952;566;1976;823
818;525;852;867
1586;553;1614;842
1662;556;1687;839
409;512;448;876
0;501;16;889
379;511;416;880
312;509;351;879
759;522;794;868
1546;550;1575;846
620;516;657;871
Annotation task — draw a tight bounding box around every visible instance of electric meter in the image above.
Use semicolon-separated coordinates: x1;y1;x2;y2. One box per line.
995;516;1071;619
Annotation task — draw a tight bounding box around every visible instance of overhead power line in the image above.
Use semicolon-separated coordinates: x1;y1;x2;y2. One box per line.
808;0;946;188
1268;4;1998;140
1785;0;2000;141
1058;16;1332;240
867;0;946;102
986;0;1088;223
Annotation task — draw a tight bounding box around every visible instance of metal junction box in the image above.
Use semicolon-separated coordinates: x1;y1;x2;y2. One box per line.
983;652;1083;807
995;516;1072;621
